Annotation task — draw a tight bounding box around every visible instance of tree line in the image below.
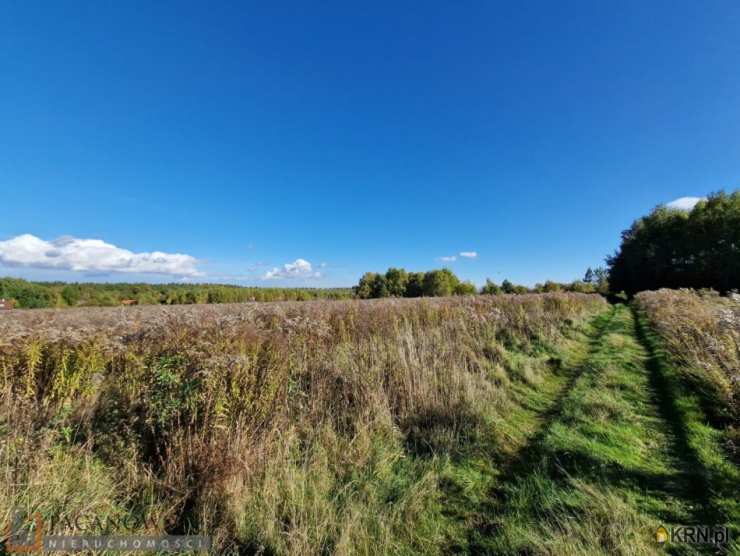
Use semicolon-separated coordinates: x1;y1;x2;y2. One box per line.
354;268;477;298
1;272;610;309
608;191;740;295
0;278;352;309
354;267;608;299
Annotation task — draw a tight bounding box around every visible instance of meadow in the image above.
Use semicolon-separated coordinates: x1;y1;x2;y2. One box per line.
1;291;738;555
2;293;604;554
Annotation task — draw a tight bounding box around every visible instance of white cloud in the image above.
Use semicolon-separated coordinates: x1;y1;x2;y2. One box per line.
459;251;478;259
262;258;321;280
665;197;706;211
438;255;457;262
0;234;201;276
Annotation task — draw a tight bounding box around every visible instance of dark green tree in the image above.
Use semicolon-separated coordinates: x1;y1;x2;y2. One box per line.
405;272;426;297
354;272;378;299
501;279;515;294
384;268;409;297
371;274;389;298
422;269;459;297
480;279;502;295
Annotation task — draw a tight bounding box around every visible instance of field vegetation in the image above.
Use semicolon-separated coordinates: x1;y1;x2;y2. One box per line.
476;305;721;554
634;289;740;542
2;288;739;554
1;293;606;554
635;290;739;436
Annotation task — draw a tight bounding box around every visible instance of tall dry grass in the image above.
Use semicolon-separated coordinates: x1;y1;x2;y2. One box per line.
635;289;740;456
0;293;605;554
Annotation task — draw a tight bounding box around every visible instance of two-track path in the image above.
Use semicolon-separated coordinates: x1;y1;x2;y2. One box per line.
468;305;721;555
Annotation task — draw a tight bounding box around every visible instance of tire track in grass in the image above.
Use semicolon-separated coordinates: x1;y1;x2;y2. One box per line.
457;307;618;552
633;307;739;553
438;308;615;554
475;305;719;555
485;306;617;500
632;309;716;524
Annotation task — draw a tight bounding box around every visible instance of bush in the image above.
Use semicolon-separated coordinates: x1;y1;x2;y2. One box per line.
454;281;477;296
0;277;56;308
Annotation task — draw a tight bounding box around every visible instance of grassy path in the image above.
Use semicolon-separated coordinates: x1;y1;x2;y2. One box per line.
467;305;731;555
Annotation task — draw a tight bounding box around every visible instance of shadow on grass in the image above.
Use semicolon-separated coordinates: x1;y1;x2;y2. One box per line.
632;308;726;527
466;305;733;555
403;405;493;461
486;308;617;487
462;308;619;548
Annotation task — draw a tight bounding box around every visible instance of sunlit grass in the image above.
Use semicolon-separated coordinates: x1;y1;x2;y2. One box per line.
0;293;605;555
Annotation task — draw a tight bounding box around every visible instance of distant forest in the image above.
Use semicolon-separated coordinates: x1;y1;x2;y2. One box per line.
1;271;608;309
0;278;352;309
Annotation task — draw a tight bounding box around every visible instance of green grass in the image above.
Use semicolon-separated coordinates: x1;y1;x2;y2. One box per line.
634;307;740;553
3;295;737;555
453;305;738;555
410;306;601;553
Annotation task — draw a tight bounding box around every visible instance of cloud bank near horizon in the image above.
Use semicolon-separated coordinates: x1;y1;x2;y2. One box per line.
0;234;201;277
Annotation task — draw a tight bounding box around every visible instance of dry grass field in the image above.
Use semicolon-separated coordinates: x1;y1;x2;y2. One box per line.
635;289;739;431
0;293;606;554
3;291;739;554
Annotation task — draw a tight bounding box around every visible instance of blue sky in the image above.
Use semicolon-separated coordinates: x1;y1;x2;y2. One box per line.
1;1;738;287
